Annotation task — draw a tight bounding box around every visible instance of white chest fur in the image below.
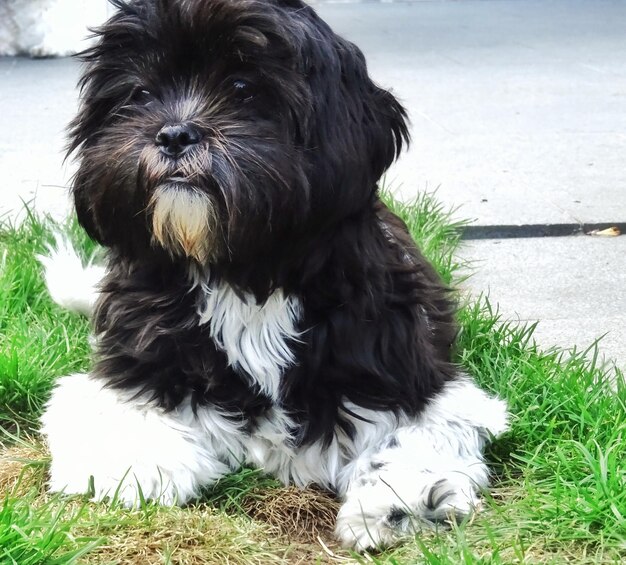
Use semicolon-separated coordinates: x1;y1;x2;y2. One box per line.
197;281;302;401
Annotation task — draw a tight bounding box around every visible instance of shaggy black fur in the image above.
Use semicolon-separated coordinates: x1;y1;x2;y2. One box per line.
70;0;459;446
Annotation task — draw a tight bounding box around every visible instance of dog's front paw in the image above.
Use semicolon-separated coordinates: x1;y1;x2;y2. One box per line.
335;471;481;551
41;374;229;507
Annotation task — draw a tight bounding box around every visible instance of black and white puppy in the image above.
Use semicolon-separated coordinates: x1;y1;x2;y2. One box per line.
40;0;508;551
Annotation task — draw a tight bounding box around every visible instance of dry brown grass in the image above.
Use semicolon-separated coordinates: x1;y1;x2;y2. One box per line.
0;440;355;564
241;485;349;564
0;440;49;496
242;485;341;544
77;504;290;565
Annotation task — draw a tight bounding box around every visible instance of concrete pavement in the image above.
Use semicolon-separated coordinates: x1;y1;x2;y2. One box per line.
0;57;78;220
460;236;626;373
317;0;626;227
0;0;624;371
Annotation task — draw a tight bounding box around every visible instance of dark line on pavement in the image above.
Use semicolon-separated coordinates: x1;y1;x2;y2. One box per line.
461;222;626;240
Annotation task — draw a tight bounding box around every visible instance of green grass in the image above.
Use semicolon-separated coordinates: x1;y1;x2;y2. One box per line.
0;194;624;564
0;488;103;565
0;211;92;431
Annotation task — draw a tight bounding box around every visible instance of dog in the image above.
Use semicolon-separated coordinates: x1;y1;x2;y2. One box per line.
0;0;112;57
39;0;508;551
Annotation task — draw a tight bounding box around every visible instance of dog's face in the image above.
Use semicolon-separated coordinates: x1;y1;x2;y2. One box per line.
71;0;408;286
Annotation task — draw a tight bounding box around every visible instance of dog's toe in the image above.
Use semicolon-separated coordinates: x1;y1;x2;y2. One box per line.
420;475;479;523
335;509;396;552
336;470;482;551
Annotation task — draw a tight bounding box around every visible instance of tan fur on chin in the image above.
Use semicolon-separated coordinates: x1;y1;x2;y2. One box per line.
150;185;218;263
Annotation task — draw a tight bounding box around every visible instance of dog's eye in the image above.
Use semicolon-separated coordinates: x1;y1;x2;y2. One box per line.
232;79;256;102
130;87;154;106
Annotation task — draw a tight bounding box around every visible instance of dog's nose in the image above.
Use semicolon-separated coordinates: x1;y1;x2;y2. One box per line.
155;124;201;157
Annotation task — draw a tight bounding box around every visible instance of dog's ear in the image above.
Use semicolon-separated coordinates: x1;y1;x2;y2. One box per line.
73;172;105;245
66;0;153;252
295;13;409;211
337;41;410;182
364;79;410;182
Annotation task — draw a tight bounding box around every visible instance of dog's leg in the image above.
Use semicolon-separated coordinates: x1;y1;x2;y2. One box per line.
38;235;104;317
41;373;237;506
335;378;508;551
